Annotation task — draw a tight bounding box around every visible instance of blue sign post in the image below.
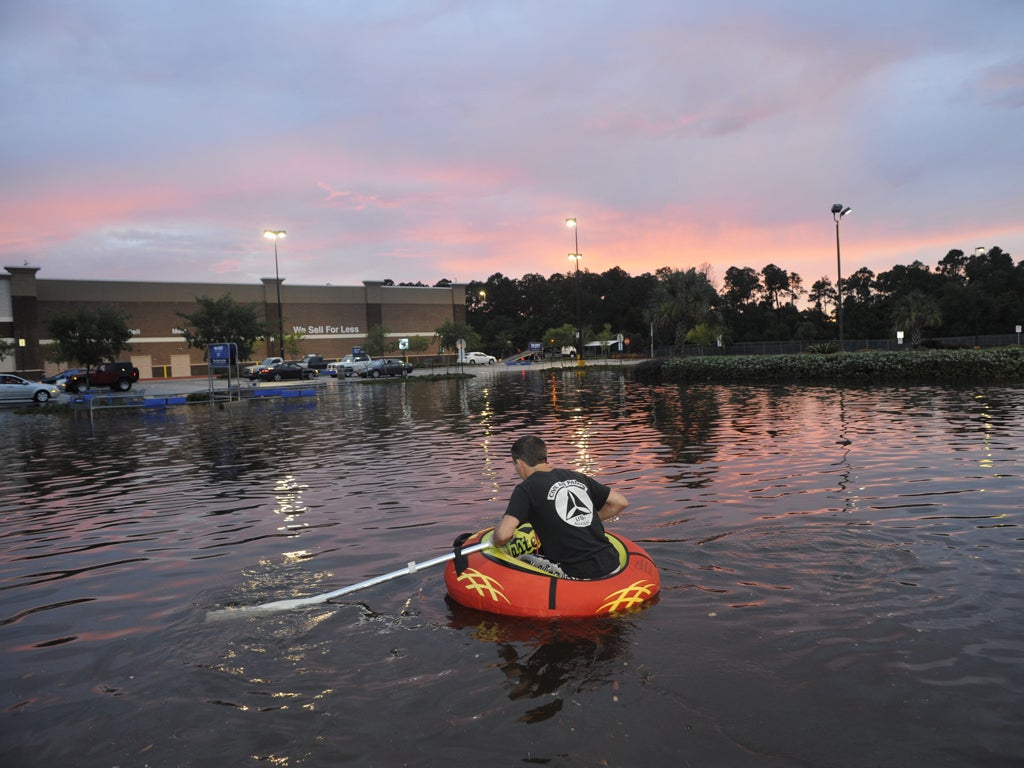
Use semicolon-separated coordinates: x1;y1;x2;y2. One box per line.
209;344;233;367
208;342;240;401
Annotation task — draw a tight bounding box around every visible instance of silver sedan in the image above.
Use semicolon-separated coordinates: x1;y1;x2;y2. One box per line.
0;374;61;403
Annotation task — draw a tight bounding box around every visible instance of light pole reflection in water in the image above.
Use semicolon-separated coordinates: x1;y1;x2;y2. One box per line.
274;474;308;533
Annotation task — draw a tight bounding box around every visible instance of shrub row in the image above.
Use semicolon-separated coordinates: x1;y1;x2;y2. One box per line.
657;347;1024;384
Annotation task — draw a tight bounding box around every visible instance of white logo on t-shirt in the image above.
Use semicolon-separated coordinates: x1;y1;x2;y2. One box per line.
547;480;593;527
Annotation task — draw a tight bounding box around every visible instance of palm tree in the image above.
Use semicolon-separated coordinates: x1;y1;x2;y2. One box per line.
643;268;718;354
890;291;942;348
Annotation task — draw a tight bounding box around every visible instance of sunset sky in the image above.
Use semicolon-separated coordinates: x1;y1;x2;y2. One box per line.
2;1;1022;293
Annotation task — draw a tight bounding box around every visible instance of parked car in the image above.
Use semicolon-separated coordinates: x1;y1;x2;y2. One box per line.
254;362;317;382
42;368;87;391
358;358;413;378
348;354;374;377
0;374;60;403
332;352;372;377
65;362;140;393
299;354;330;373
463;351;497;364
244;357;284;379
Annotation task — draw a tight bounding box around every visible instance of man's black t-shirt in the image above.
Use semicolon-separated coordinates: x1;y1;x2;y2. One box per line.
504;468;619;579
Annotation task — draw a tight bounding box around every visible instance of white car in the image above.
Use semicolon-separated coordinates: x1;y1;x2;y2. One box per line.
329;353;371;377
0;374;60;403
463;351;497;364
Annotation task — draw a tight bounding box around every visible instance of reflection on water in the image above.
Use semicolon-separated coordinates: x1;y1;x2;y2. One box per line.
1;374;1022;767
448;603;639;724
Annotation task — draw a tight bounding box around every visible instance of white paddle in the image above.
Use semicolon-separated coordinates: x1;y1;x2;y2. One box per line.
206;540;489;620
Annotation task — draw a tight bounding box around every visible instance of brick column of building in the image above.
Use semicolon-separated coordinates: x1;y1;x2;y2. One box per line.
5;265;42;377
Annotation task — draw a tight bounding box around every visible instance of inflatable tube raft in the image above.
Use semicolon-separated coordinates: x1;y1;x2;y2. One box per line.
444;525;659;618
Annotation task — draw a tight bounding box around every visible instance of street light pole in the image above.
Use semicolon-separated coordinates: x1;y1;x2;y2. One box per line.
263;229;287;357
566;217;583;366
830;204;851;351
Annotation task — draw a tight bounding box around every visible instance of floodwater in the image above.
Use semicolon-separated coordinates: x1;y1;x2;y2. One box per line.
1;370;1022;767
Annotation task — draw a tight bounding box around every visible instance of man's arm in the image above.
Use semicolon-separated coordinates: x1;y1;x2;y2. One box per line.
492;513;521;548
597;489;628;521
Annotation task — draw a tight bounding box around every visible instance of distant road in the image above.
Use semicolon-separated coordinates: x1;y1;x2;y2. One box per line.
133;358;638;397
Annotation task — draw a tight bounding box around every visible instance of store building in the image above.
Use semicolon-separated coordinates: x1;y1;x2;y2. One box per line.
1;265;467;378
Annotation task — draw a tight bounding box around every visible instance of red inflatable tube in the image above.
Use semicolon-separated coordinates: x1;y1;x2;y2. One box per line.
444;526;660;618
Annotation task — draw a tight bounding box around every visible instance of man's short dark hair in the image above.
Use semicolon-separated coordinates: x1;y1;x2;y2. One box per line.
511;435;547;467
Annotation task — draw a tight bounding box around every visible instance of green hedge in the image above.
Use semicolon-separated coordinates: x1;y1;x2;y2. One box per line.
658;347;1024;384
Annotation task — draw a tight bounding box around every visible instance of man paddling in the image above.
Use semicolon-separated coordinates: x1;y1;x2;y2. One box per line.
492;435;629;579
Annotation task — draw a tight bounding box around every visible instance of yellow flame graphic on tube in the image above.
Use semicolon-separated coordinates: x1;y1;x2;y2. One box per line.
457;568;510;604
598;580;657;614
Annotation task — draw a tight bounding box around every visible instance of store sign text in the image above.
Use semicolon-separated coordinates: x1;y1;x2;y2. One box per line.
293;325;361;335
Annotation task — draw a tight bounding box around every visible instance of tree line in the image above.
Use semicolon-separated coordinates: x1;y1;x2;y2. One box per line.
456;246;1022;355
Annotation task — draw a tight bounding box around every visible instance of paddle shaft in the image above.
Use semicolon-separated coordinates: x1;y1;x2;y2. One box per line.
208;540;489;619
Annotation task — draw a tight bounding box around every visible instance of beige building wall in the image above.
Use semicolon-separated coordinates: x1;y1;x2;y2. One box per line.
9;268;466;377
131;354;153;379
169;354;193;378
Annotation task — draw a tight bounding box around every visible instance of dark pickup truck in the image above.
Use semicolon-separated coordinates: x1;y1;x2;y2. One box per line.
299;354;330;373
66;362;141;393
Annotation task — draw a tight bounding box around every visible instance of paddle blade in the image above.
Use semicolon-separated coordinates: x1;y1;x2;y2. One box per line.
205;541;490;621
205;595;329;621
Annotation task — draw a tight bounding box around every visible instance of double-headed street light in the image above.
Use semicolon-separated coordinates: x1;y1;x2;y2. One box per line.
263;229;287;357
566;217;583;366
830;204;852;351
